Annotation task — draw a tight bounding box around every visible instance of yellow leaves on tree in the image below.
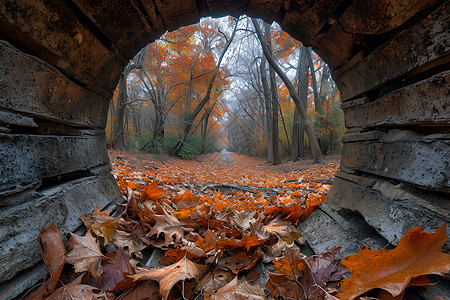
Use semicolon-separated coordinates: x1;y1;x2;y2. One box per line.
130;256;207;300
336;223;450;299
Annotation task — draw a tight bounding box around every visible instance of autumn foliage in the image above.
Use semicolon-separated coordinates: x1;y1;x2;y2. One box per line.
29;151;450;299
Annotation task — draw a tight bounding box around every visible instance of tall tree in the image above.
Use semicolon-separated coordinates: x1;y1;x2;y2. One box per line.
251;18;323;163
263;22;281;165
111;49;145;149
168;18;239;156
291;45;309;160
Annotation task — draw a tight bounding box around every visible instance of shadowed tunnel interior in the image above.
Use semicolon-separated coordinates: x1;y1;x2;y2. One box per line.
0;0;449;298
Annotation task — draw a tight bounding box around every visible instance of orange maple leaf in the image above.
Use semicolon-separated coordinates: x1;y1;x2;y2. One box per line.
337;223;450;299
143;180;165;201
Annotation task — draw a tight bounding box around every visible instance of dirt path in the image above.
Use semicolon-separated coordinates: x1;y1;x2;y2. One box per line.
109;151;340;193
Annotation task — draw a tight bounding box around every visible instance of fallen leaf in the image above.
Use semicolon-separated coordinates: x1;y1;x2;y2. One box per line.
27;277;52;300
218;249;263;274
130;256;207;300
65;231;104;277
228;209;256;232
38;222;65;292
147;205;184;248
204;276;266;299
80;205;113;230
122;281;160;300
172;190;202;209
158;246;205;265
266;272;300;300
337;223;450;299
112;229;145;258
271;245;306;278
101;247;135;291
197;269;234;294
216;233;264;252
298;247;348;299
46;275;97;300
143;181;164;201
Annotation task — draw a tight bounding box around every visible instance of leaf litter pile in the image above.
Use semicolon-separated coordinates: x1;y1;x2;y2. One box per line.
29;151;450;299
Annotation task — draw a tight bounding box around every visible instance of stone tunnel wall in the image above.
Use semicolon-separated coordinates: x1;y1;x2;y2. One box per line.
0;0;449;298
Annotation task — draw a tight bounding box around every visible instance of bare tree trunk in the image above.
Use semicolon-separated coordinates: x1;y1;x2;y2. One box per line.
291;46;309;160
110;49;146;150
260;56;273;162
252;18;323;163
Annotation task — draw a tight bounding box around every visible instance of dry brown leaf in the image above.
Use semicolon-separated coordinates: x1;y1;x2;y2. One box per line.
228;209;257;232
171;189;202;209
46;275;97;300
147;205;184;248
27;277;53;300
122;281;160;300
101;247;135;291
130;256;207;300
38;222;65;292
80;205;113;229
337;223;450;299
218;249;263;274
204;276;266;299
266;272;300;300
158;246;205;265
65;231;104;277
197;269;234;294
112;229;146;258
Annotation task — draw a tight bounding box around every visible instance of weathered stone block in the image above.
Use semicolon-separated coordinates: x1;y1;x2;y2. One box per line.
0;41;108;128
71;0;161;58
0;134;109;192
341;132;450;193
0;0;123;95
334;4;450;101
344;71;450;128
327;176;450;247
0;169;121;283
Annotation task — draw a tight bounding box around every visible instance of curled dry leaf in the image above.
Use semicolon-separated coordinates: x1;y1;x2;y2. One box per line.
112;229;145;258
130;256;207;300
171;189;202;209
143;180;165;201
65;231;104;277
80;205;113;230
204;276;266;300
337;223;450;299
267;246;347;300
38;222;65;292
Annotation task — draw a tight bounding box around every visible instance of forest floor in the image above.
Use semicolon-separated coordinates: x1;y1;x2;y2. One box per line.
30;151;448;299
109;150;340;196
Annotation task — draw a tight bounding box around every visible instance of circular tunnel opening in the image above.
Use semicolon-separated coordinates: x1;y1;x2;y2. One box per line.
1;0;449;298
